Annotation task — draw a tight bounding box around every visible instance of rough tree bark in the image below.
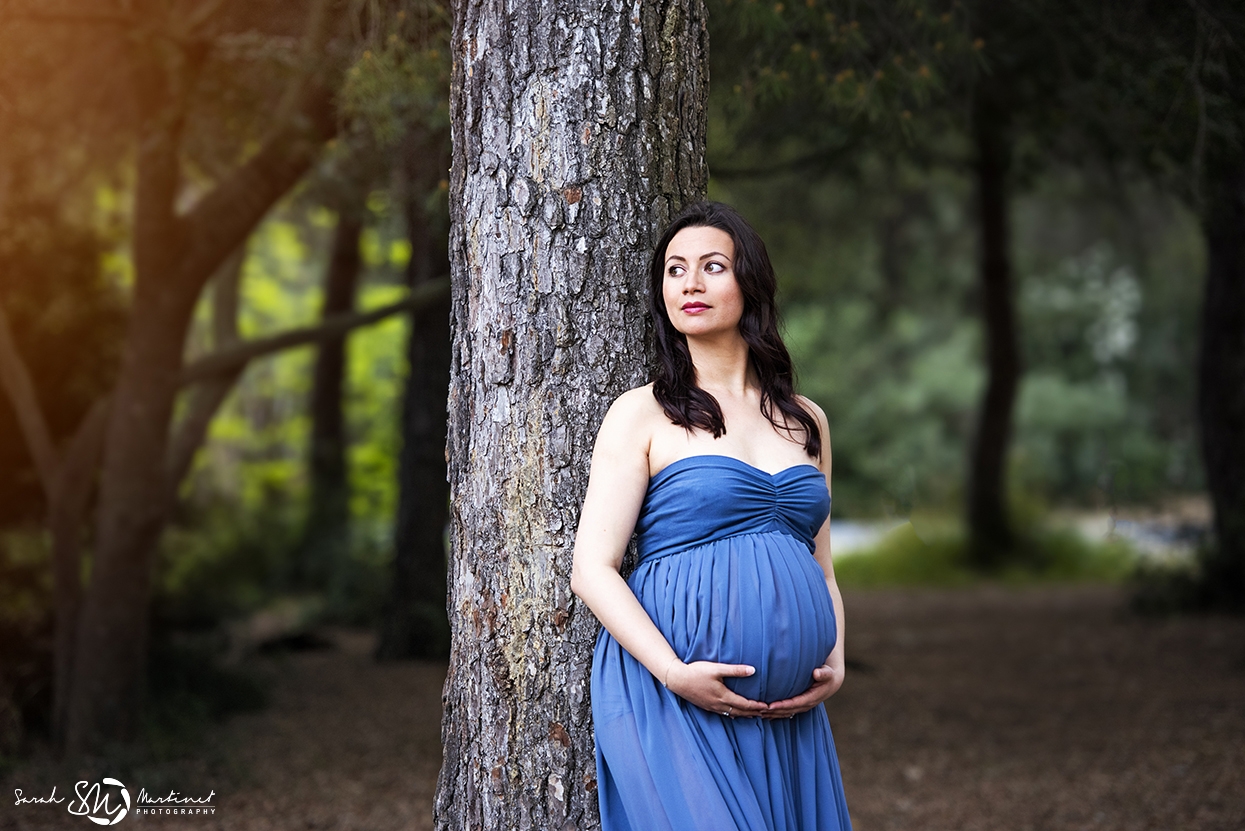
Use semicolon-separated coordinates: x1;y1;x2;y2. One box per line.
376;128;453;660
966;81;1022;569
435;0;709;826
299;214;363;588
1197;156;1245;610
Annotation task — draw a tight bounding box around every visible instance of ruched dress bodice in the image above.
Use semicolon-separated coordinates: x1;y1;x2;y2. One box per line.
635;454;830;562
590;454;852;831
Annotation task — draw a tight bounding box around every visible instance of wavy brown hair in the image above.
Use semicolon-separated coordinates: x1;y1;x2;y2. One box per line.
649;201;821;459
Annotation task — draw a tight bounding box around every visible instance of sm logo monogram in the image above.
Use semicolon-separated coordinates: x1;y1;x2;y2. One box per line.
68;778;131;826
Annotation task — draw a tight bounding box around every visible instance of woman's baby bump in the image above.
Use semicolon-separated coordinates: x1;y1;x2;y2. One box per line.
658;533;838;705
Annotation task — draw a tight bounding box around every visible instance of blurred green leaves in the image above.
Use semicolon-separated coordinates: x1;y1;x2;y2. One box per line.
711;0;978;133
338;0;450;149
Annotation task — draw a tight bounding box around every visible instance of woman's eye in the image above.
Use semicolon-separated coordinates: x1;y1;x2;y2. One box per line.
705;262;725;274
667;266;684;278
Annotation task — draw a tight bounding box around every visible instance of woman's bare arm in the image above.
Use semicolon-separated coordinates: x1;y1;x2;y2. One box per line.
571;389;768;716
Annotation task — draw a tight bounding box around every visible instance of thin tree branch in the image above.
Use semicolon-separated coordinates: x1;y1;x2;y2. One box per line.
710;143;852;179
177;277;450;386
211;244;245;346
179;0;232;37
1189;7;1209;210
0;300;58;494
167;244;246;490
0;10;133;25
267;0;336;135
175;87;337;296
174;0;341;297
166;372;243;492
50;398;110;513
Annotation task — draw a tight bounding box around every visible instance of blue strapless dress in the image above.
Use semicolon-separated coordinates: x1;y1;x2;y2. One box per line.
591;454;852;831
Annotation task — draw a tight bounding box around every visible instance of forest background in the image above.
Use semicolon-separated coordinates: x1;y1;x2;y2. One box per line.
0;0;1241;827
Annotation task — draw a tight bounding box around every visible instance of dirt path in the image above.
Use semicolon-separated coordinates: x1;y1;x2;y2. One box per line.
835;586;1245;831
4;586;1243;830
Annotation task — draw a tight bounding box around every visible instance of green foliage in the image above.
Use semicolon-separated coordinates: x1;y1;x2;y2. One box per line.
338;0;451;149
714;153;1205;518
157;501;305;628
835;522;975;587
1078;2;1245;201
157;501;396;632
835;516;1136;588
166;201;410;629
703;0;1221;539
709;0;979;138
783;301;981;515
346;285;410;526
0;197;128;525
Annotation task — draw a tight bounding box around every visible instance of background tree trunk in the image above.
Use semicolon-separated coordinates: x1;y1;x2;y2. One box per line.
966;82;1022;569
434;0;709;826
1197;155;1245;610
299;214;363;589
48;400;109;748
0;299;109;748
66;76;191;748
376;128;452;660
64;9;339;753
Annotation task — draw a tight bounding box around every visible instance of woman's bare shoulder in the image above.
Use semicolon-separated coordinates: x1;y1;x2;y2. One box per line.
604;382;663;418
795;394;831;444
794;393;828;422
594;383;662;449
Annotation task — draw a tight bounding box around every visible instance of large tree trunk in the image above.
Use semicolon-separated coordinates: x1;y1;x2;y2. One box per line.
435;0;709;826
299;214;363;589
1197;156;1245;610
376;128;452;660
966;83;1022;569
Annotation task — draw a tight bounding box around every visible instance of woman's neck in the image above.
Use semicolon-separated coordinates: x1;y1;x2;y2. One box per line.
687;332;756;397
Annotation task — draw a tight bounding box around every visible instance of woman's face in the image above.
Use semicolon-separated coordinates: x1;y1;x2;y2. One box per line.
662;225;745;338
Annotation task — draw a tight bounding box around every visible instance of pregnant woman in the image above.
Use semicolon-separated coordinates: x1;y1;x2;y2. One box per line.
571;202;852;830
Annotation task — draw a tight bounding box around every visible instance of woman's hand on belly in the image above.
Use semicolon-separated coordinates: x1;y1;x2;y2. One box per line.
667;660;770;718
759;661;844;719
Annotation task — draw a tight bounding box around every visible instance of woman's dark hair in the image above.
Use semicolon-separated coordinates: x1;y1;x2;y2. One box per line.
649;201;822;459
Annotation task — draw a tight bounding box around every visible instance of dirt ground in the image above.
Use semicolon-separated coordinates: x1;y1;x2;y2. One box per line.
4;585;1244;830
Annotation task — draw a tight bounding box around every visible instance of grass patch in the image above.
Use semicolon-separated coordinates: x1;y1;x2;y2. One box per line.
835;519;1136;588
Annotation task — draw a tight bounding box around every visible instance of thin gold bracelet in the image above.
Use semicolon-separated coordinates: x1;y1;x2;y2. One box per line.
661;655;679;688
